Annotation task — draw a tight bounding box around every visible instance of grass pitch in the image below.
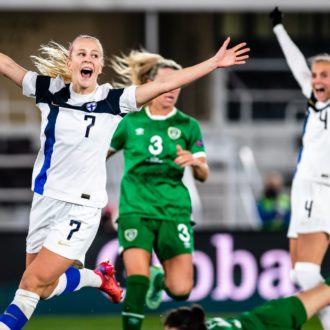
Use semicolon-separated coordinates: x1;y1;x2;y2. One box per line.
25;314;321;330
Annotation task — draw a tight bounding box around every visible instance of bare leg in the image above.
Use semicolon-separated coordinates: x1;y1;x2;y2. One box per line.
295;232;330;330
123;248;151;276
296;232;329;264
163;253;193;297
20;247;74;298
289;237;297;266
298;282;330;319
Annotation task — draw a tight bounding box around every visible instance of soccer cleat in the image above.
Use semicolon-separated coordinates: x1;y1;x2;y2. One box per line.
94;261;123;303
146;265;164;310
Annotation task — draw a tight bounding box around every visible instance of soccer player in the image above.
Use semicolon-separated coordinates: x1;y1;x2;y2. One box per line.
271;7;330;329
0;35;249;329
163;277;330;329
108;50;208;330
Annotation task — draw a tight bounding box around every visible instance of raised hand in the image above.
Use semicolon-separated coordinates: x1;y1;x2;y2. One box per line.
214;37;250;68
270;7;283;27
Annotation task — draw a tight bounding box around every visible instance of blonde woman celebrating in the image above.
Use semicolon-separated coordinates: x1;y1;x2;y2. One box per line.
271;7;330;329
0;35;249;329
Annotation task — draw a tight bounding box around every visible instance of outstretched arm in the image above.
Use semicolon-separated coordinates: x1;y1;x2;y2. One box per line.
135;37;249;107
270;7;311;97
0;53;27;88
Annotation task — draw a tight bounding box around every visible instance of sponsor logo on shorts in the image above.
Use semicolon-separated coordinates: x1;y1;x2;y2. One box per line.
183;242;191;249
58;240;71;247
168;127;181;140
124;229;138;241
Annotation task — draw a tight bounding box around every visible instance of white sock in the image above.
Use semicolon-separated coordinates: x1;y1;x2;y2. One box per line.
0;289;39;329
46;267;102;300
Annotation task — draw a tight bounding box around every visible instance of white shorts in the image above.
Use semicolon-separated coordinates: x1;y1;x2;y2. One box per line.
27;193;101;265
288;178;330;238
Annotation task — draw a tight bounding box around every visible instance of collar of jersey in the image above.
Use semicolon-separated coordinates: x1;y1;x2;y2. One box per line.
69;83;100;103
315;99;330;110
145;106;177;120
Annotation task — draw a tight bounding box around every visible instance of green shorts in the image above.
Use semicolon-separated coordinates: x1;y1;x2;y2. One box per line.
117;215;194;262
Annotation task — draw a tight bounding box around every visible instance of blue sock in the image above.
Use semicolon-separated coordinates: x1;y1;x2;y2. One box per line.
0;289;39;330
46;266;101;300
0;304;28;330
63;266;81;294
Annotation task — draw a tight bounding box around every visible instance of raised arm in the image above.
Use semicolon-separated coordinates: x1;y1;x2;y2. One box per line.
135;37;249;107
270;7;311;97
0;53;27;88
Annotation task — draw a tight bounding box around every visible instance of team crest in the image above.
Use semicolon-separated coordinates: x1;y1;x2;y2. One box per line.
86;102;97;112
168;127;181;140
135;128;144;135
124;229;138;241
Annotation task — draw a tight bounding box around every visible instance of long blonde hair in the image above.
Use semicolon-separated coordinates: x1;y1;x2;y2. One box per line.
30;35;104;84
111;49;182;87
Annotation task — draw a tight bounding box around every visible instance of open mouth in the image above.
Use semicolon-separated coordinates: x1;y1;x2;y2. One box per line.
315;87;325;93
81;67;93;79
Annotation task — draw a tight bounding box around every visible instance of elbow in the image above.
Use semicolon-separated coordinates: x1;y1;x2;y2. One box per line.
197;173;208;182
194;166;209;182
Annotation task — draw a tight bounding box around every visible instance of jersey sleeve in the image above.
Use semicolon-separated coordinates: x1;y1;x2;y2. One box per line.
22;71;38;97
110;115;128;151
22;71;66;100
187;119;206;159
120;85;140;113
273;24;312;98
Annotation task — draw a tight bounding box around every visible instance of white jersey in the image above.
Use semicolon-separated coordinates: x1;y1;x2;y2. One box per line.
22;71;139;208
274;24;330;185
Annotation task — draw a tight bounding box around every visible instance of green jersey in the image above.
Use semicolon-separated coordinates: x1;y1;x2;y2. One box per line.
110;107;206;221
205;297;306;330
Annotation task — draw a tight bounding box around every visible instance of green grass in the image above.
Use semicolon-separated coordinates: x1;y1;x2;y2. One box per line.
24;314;322;330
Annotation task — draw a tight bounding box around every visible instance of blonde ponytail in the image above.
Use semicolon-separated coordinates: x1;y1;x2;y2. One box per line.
111;49;181;87
31;41;71;83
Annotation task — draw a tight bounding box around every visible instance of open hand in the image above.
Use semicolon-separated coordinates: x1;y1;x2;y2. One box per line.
214;37;250;68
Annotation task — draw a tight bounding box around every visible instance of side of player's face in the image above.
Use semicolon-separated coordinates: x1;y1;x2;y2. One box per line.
151;68;181;109
311;61;330;102
67;38;103;93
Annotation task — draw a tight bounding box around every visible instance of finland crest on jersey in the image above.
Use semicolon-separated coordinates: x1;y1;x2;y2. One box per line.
22;71;139;208
86;102;97;112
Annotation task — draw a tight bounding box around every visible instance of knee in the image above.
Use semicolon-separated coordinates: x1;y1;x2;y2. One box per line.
293;262;324;289
20;271;54;296
164;279;193;299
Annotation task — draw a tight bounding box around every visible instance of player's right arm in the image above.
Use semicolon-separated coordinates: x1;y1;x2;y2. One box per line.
0;53;27;88
271;8;311;98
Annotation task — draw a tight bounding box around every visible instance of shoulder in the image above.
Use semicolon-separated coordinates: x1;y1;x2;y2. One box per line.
177;111;201;130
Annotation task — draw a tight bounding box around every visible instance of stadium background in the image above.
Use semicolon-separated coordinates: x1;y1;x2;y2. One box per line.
0;0;330;329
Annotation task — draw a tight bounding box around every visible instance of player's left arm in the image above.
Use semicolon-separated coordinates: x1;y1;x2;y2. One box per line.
108;115;128;159
135;37;249;107
175;145;209;182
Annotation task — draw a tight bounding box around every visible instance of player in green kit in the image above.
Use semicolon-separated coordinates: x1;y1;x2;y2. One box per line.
164;277;330;329
108;51;209;330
